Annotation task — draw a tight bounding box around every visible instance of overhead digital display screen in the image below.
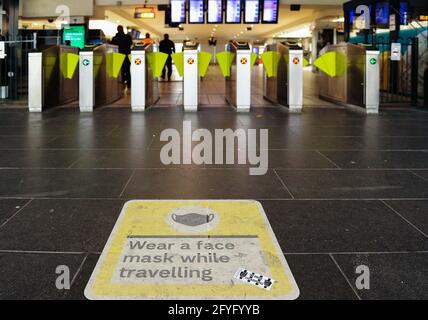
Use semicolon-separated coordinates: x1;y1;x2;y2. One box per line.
375;2;389;25
244;0;260;24
208;0;223;23
226;0;242;24
170;0;186;24
189;0;205;23
262;0;279;24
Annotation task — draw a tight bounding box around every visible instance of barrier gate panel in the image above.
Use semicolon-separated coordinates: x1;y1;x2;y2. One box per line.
346;44;365;108
288;49;303;112
183;49;199;111
131;50;146;111
79;51;94;112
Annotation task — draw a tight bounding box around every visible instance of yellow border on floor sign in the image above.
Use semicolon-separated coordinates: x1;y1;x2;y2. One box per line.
84;200;299;300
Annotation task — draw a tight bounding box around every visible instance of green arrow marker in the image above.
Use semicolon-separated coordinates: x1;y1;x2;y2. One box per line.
83;59;90;66
370;58;377;65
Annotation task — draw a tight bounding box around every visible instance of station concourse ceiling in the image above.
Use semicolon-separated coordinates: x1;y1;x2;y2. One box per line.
19;0;345;41
100;3;343;41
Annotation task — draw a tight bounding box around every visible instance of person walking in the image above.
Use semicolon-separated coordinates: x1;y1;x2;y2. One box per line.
159;34;176;81
111;25;133;88
143;33;154;45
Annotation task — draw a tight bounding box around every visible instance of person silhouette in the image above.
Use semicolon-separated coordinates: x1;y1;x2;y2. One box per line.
159;34;176;81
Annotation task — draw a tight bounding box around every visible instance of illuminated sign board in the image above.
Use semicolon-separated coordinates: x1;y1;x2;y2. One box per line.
189;0;205;23
171;0;186;24
226;0;242;24
62;25;85;49
208;0;223;23
262;0;279;24
244;0;260;24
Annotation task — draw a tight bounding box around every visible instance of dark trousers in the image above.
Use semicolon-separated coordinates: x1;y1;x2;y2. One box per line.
162;57;173;80
121;58;131;88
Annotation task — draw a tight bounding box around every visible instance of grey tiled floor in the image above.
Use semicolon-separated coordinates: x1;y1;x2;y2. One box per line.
0;83;428;300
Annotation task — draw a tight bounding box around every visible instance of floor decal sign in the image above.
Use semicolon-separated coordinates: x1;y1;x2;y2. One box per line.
84;200;299;300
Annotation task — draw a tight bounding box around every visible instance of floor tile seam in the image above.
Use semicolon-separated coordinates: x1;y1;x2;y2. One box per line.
329;253;362;300
380;200;428;239
273;169;295;199
0;199;33;230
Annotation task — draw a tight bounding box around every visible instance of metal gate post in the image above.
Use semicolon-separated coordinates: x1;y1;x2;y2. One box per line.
28;52;43;112
389;0;401;96
4;0;19;100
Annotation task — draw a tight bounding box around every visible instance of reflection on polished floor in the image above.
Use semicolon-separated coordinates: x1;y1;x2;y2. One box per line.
303;68;340;108
0;104;428;299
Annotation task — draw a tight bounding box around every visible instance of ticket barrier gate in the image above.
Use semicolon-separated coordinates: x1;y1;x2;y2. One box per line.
225;41;253;111
170;41;211;112
183;42;199;111
315;43;380;114
130;43;160;111
79;44;124;112
28;45;79;112
171;41;212;112
263;43;304;113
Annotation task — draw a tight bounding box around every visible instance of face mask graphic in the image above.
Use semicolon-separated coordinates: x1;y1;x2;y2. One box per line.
171;213;215;227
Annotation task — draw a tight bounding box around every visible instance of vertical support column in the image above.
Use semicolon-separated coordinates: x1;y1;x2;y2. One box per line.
0;39;7;98
131;50;146;112
0;2;4;35
79;51;94;112
343;3;351;42
389;0;401;95
183;49;198;112
3;0;19;100
236;50;251;111
410;37;419;106
365;50;380;114
311;31;318;70
0;2;5;84
288;49;304;113
28;52;43;112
